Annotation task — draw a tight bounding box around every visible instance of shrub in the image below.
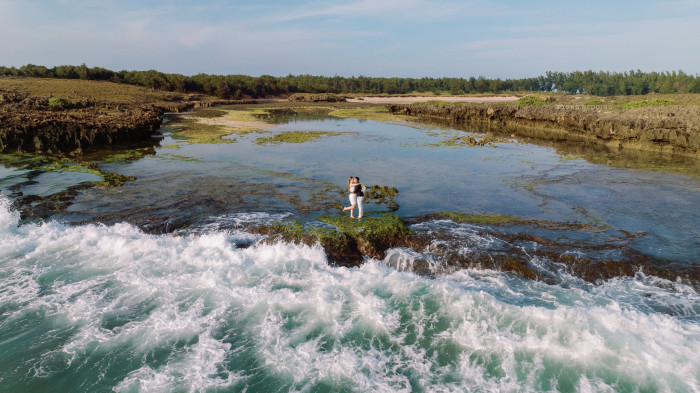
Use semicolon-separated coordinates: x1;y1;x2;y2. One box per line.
48;97;72;109
517;95;546;106
622;98;675;109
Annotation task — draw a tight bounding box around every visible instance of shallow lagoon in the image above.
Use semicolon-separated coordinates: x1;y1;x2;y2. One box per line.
1;107;700;392
12;108;691;264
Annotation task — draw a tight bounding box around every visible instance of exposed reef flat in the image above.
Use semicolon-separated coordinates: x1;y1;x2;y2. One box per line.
388;98;700;157
0;78;253;154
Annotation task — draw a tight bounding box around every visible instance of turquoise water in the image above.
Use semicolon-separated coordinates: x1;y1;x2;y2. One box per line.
1;111;700;392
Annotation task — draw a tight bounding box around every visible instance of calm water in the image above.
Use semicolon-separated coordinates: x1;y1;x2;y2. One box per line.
1;110;699;392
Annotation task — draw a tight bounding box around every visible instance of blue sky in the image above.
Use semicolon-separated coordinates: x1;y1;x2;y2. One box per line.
1;0;699;78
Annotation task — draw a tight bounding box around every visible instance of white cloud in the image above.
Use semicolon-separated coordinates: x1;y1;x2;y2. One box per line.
272;0;503;22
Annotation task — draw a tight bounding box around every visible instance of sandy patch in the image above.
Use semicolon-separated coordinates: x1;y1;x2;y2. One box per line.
197;117;272;130
184;110;274;131
347;96;519;104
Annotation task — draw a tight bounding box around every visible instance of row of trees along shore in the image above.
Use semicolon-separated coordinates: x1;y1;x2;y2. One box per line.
2;64;700;99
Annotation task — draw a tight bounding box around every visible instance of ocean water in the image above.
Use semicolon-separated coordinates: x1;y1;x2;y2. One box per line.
2;195;699;392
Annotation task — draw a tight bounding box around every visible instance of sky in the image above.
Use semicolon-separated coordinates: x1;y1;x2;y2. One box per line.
1;0;699;78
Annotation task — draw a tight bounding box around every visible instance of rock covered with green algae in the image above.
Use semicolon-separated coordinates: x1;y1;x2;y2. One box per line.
249;209;699;286
363;185;400;211
3;154;137;220
250;213;419;266
254;131;339;145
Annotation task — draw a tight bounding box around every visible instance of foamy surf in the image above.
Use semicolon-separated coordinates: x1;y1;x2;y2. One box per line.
1;195;699;392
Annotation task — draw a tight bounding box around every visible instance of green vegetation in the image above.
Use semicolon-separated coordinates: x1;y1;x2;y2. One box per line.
255;131;338;145
47;96;71;108
364;185;400;211
422;100;458;106
169;120;236;144
166;109;272;144
329;106;412;122
184;108;228;118
83;147;156;163
157;153;204;163
517;96;546;106
622;98;676;109
256;212;413;262
433;211;528;225
436;134;505;148
3;64;699;98
37;160;135;186
0;77;187;128
584;99;603;105
431;211;606;231
288;93;346;102
320;213;412;242
560;154;585;161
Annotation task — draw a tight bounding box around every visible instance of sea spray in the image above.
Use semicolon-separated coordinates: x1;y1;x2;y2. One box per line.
1;196;699;392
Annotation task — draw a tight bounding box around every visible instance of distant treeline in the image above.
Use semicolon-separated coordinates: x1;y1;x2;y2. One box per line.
2;64;699;98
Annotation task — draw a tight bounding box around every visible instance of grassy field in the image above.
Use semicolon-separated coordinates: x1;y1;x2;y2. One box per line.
0;77;215;111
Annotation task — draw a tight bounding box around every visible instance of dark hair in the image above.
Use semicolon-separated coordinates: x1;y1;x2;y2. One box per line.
355;177;360;181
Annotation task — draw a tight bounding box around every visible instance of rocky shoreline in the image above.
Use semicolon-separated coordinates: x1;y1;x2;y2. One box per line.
0;85;254;155
387;102;700;157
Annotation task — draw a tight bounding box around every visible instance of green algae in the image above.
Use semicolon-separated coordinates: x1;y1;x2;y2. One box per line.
167;108;273;144
90;147;156;164
329;106;413;122
255;212;414;263
37;160;135;187
430;211;606;231
560;154;585;161
364;185;400;211
184;108;228;118
255;131;339;145
320;213;412;241
432;211;528;226
1;153;136;221
157;153;204;163
440;134;505;148
420;134;507;149
162;144;180;149
168;119;237;144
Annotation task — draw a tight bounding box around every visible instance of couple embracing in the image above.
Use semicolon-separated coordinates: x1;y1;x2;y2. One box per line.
342;177;364;219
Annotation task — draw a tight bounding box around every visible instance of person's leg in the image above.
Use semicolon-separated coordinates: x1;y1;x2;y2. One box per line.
342;194;357;214
348;194;357;217
357;196;363;218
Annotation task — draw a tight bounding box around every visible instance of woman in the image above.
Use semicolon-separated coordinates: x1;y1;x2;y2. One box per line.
354;177;364;219
342;176;358;218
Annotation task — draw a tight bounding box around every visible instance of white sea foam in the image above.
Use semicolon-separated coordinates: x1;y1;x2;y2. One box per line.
1;195;699;392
